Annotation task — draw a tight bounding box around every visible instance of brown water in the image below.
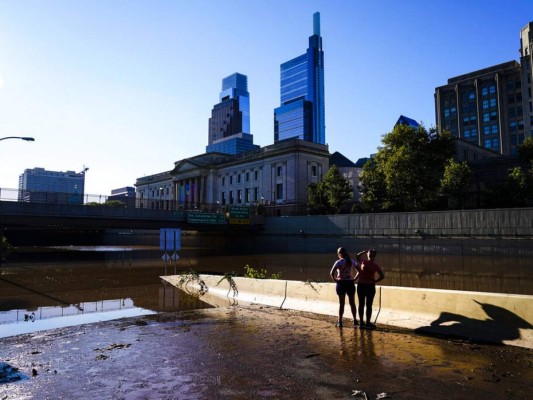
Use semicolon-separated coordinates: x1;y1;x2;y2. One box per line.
1;234;531;338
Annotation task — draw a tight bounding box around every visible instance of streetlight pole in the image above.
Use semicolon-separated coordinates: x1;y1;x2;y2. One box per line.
0;136;35;142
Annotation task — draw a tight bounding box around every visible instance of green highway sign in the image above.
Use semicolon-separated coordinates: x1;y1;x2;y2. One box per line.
229;206;251;225
187;212;227;224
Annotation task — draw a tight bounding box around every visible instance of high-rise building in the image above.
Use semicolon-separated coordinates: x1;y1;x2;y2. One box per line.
18;167;88;204
435;21;533;156
274;12;325;145
520;22;533;139
206;72;259;155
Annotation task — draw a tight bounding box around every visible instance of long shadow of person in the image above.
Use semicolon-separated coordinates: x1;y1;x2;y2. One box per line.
415;300;532;344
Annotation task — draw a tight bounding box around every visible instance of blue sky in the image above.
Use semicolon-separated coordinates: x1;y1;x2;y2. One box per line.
0;0;531;196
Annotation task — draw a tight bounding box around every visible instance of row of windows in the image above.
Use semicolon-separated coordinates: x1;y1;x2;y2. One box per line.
509;120;525;132
221;187;259;205
483;124;499;135
463;128;477;138
482;98;497;109
221;170;260;186
460;85;496;102
443;107;457;118
484;138;500;150
220;183;284;205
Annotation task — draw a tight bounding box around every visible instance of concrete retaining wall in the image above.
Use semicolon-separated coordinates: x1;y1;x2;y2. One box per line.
263;208;533;237
162;274;533;348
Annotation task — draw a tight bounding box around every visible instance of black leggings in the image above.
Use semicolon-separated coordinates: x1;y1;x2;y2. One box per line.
357;283;376;323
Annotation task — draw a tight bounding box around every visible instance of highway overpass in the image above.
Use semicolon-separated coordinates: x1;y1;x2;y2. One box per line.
0;201;264;232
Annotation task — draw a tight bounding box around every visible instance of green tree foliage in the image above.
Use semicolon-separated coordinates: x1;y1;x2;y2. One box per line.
518;137;533;163
487;166;533;208
359;124;455;211
440;159;473;209
358;159;386;212
307;165;352;214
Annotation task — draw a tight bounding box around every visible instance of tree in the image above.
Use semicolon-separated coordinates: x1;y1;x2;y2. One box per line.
359;159;387;212
307;165;352;214
323;165;353;213
487;166;533;208
518;137;533;163
359;124;455;211
440;159;473;209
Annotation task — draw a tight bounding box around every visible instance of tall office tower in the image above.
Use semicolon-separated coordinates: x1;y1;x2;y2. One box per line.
435;21;533;157
274;12;325;144
18;167;87;204
520;22;533;139
206;72;258;155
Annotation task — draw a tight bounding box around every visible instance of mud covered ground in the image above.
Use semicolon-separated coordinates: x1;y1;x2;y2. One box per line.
0;304;531;400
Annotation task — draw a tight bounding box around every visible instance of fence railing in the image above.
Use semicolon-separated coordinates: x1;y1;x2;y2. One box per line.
0;187;309;217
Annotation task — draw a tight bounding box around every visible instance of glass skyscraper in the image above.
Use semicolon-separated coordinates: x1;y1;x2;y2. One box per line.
207;72;258;155
274;12;325;145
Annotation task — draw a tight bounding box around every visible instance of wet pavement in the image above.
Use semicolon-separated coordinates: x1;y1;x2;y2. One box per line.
0;303;531;400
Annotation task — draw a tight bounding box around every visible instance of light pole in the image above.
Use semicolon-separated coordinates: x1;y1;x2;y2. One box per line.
0;136;35;142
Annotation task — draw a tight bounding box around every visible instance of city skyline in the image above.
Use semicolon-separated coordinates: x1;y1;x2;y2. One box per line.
0;1;531;196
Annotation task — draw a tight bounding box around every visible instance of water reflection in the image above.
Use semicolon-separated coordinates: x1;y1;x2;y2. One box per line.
1;234;531;337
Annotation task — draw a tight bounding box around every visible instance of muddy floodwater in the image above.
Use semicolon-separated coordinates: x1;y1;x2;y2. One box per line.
0;235;532;399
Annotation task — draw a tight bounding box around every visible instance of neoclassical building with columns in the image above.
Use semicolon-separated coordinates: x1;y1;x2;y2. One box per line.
135;139;330;213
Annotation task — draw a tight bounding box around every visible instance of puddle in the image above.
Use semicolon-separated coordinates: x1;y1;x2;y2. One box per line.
0;298;156;338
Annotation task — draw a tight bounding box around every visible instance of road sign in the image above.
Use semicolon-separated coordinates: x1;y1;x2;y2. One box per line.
187;212;227;224
229;206;250;224
160;228;181;252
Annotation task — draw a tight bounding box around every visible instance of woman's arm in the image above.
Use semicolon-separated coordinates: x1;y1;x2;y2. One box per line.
375;267;385;283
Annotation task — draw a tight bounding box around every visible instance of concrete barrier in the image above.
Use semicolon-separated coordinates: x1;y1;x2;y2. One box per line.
161;274;533;348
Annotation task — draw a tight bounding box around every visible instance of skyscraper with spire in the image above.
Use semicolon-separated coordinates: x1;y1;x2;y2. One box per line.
274;12;325;144
207;72;258;155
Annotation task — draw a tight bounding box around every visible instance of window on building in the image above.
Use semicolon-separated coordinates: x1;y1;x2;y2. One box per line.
484;126;491;135
246;172;250;182
464;129;470;138
277;166;282;177
489;85;496;94
482;86;488;96
229;176;233;185
311;165;317;176
482;100;489;109
469;90;475;100
245;188;250;203
490;98;497;108
237;174;241;184
254;171;259;180
276;183;283;200
237;189;242;203
491;125;498;134
221;192;226;205
483;113;490;122
254;187;259;202
229;190;234;204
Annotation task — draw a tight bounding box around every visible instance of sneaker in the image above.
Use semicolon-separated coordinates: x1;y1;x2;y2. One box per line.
335;321;343;328
366;322;376;329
